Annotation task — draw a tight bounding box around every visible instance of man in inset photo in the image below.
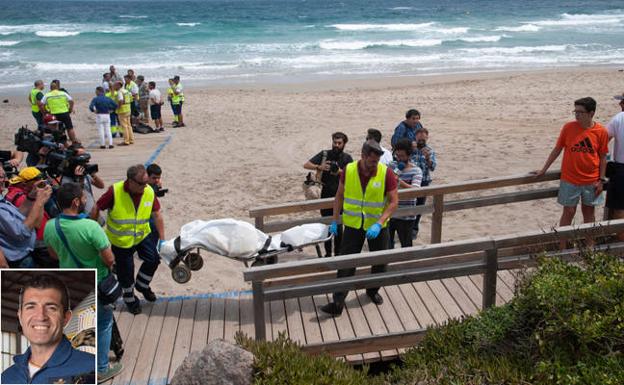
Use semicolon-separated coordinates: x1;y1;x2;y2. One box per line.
1;274;95;384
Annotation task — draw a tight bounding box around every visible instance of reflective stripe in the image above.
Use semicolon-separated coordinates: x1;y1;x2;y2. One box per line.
137;271;152;281
122;286;134;293
106;226;144;238
108;217;150;225
342;209;362;217
104;281;120;296
344;197;363;206
361;200;385;208
364;213;381;219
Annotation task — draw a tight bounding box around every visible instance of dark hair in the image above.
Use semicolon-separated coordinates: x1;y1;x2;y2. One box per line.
146;163;162;176
331;132;348;143
96;86;104;93
148;81;156;88
173;75;180;81
405;109;421;119
103;73;109;78
52;79;60;86
394;138;412;156
56;182;83;210
366;128;382;143
127;164;146;180
574;97;597;113
417;127;429;135
124;74;131;80
19;274;71;311
362;140;384;156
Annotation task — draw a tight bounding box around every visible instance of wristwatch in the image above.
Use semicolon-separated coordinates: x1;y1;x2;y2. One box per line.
600;178;608;184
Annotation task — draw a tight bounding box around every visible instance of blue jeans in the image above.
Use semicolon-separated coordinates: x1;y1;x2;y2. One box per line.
97;299;113;373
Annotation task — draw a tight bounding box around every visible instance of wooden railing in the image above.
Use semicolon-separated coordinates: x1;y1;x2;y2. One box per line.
243;219;624;356
249;170;562;243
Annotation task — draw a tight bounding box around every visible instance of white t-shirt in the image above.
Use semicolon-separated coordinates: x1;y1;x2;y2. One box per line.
607;111;624;163
149;89;162;105
380;146;394;166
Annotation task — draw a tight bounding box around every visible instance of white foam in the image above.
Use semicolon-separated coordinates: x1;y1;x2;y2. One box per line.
390;7;413;10
533;12;624;27
35;31;80;37
319;38;442;50
459;45;569;54
177;22;201;27
119;15;148;19
494;24;541;32
329;22;435;31
458;35;502;43
0;40;19;46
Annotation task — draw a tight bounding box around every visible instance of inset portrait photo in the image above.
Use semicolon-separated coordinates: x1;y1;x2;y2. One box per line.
1;269;96;384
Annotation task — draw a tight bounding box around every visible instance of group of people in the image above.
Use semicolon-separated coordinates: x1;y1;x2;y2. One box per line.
303;109;436;315
28;65;185;151
0;159;167;382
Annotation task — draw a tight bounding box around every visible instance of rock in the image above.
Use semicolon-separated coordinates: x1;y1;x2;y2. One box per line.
170;339;255;385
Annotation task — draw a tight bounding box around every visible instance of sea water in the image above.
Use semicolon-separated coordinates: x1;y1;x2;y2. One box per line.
0;0;623;92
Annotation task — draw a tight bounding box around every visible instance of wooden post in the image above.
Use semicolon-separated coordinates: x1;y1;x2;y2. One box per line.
482;248;498;310
252;281;266;341
254;216;265;232
431;194;444;244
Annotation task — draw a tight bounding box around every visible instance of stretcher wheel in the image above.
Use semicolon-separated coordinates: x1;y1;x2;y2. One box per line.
172;264;191;283
185;252;204;271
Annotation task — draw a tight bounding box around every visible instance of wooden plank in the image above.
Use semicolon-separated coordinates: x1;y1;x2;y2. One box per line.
297;297;323;345
113;303;153;385
224;296;240;342
190;298;211;353
468;274;505;306
398;283;433;328
426;280;464;320
354;291;396;360
114;308;135;343
440;278;479;316
344;292;380;362
142;301;181;385
168;299;197;380
496;274;515;303
375;287;406;357
208;298;225;342
312;294;361;363
264;301;272;341
383;285;421;331
252;281;266;341
284;298;306;345
130;301;167;385
453;276;483;311
431;194;444;244
498;270;517;292
482;249;498;309
239;295;255;340
270;300;287;341
412;282;449;325
302;329;427;357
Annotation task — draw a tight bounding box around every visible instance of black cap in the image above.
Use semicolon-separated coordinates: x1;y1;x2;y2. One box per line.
362;139;384;156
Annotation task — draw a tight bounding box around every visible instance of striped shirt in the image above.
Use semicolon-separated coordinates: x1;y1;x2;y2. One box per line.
389;161;423;220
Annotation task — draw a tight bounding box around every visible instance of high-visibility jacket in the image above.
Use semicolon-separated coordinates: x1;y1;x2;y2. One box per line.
176;82;185;102
115;88;132;115
44;90;69;114
342;161;388;230
30;88;42;113
105;181;154;248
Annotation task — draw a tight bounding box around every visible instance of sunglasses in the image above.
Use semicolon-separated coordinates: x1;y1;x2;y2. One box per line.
131;178;147;187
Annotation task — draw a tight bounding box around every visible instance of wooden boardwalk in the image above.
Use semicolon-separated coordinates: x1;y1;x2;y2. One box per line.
108;270;520;385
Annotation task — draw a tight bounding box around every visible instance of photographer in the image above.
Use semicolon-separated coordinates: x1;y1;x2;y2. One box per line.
303;132;353;257
0;167;52;268
147;164;166;247
5;167;57;267
61;145;104;220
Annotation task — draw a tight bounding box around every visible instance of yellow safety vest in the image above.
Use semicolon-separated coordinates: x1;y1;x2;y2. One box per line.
30;88;41;113
105;181;155;248
44;90;69;115
125;81;138;100
115;89;132;115
171;85;182;105
177;82;184;102
342;161;388;230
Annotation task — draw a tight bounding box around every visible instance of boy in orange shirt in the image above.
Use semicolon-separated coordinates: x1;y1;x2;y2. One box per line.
534;97;609;246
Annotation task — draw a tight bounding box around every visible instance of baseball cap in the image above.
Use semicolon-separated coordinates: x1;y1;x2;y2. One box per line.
9;167;42;185
614;93;624;101
362;139;384;156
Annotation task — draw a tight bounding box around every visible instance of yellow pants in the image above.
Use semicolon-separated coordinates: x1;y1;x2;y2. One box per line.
117;112;134;144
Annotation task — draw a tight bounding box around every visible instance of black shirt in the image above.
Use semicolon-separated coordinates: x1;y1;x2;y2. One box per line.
309;150;353;197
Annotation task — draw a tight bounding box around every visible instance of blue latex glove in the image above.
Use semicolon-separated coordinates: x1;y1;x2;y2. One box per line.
157;240;165;252
366;223;382;239
329;220;338;236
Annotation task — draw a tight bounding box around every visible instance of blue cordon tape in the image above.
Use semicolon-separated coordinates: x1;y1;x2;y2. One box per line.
155;289;253;303
144;133;173;167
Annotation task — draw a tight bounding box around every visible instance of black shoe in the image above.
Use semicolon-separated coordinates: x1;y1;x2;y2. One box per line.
320;302;343;316
126;298;141;314
99;145;106;149
368;292;384;305
136;286;157;302
108;145;115;149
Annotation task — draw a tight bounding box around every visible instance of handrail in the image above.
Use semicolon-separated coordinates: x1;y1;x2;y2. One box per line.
245;219;624;342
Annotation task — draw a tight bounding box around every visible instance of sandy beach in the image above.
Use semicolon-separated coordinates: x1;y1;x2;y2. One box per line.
1;67;623;296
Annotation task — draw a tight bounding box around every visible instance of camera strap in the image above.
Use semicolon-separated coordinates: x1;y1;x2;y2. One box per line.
54;218;84;268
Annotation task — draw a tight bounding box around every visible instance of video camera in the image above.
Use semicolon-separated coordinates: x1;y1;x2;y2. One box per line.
0;150;18;178
153;184;168;198
14;125;66;155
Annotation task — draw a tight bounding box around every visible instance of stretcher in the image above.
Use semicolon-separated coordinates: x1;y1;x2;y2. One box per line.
159;219;331;283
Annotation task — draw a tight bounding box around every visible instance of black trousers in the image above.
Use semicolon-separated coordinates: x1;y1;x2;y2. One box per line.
320;208;342;256
388;218;414;248
332;225;388;307
112;237;161;302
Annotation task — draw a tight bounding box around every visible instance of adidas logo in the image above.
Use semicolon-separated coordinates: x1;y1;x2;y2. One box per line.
571;137;594;154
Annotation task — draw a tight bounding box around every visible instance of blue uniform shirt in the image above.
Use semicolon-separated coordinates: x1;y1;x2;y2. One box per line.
89;95;117;114
0;197;36;261
1;336;95;384
391;121;423;148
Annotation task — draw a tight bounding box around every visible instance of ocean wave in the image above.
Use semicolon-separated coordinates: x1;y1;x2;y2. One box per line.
459;45;569;54
176;22;201;27
119;15;147;19
494;24;541;32
29;61;239;72
0;40;19;46
35;31;80;37
320;38;442;50
390;7;413;10
329;22;434;31
532;12;624;27
458;35;502;43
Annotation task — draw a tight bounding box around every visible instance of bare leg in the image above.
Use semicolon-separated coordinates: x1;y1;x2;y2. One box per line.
559;206;577;249
580;204;596;247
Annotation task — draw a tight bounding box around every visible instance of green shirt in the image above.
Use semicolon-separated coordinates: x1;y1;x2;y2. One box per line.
44;216;111;283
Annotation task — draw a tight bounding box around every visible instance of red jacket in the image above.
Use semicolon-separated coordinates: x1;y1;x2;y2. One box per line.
5;186;49;241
